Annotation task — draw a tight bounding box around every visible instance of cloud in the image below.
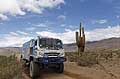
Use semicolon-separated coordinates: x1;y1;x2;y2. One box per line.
36;29;75;44
0;22;3;24
114;6;120;13
34;23;47;28
0;14;8;21
0;32;32;47
0;30;29;47
0;25;119;47
86;25;120;41
0;0;65;20
1;36;32;47
25;23;48;31
25;27;36;31
9;32;19;36
57;15;66;20
115;6;120;9
17;31;28;35
61;24;66;27
36;25;120;44
116;15;120;19
10;31;28;36
91;19;107;24
0;0;25;16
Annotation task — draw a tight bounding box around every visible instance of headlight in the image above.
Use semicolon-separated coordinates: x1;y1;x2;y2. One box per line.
37;49;45;56
39;52;44;56
58;52;65;57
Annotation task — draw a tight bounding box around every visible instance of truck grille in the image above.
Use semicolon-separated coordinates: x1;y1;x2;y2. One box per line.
44;52;60;56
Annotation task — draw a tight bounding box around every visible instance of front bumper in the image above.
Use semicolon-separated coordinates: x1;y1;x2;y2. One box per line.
34;57;66;64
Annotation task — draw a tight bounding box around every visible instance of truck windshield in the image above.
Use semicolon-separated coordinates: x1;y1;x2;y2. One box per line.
39;38;63;49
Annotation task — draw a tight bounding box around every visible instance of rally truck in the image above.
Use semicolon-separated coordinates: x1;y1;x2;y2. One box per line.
21;36;66;78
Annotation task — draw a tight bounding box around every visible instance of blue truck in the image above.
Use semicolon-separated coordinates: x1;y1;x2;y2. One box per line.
21;36;66;78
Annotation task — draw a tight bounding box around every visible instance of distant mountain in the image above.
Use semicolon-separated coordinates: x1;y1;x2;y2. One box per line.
0;47;22;56
0;37;119;56
64;37;120;52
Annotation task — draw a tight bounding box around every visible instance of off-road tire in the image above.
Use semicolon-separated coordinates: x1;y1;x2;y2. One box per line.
30;61;40;78
57;63;64;73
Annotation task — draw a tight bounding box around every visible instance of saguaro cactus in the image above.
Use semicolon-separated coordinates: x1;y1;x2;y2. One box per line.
76;22;85;56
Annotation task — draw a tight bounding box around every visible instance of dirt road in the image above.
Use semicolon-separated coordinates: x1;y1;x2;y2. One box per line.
22;69;90;79
22;63;91;79
23;70;75;79
22;62;120;79
15;54;88;79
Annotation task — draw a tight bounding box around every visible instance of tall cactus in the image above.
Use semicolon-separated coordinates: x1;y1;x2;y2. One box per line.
76;22;85;56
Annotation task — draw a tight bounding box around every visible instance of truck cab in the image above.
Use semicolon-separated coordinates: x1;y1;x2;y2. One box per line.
22;36;66;78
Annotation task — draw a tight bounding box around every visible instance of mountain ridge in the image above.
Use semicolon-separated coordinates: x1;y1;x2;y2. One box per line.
0;37;119;55
64;37;120;52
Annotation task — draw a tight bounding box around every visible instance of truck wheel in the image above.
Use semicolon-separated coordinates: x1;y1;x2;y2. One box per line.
57;63;64;73
30;61;40;78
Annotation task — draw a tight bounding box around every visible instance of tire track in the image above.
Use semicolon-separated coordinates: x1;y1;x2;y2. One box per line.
16;55;91;79
22;66;91;79
22;67;72;79
64;71;92;79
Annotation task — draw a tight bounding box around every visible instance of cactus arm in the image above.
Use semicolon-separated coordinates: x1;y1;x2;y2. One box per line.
82;26;84;37
80;23;82;37
76;31;79;46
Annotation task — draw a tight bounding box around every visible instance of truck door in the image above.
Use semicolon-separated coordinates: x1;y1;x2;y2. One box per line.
32;40;37;56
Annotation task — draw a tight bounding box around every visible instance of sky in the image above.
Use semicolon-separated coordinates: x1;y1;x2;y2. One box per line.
0;0;120;47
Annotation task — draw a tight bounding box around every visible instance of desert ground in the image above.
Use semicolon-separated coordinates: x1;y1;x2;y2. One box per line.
21;61;120;79
0;45;120;79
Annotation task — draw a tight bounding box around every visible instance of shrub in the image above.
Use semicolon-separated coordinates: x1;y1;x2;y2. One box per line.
66;49;120;67
77;52;99;67
0;55;22;79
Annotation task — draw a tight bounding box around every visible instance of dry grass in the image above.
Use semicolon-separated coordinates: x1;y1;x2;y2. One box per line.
65;49;120;67
0;55;22;79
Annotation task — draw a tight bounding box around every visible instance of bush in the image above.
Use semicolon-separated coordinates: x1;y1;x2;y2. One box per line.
65;52;78;62
66;49;120;67
77;52;99;67
0;55;22;79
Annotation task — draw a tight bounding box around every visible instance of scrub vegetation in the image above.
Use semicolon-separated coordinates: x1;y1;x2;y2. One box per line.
66;49;120;67
0;55;22;79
